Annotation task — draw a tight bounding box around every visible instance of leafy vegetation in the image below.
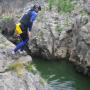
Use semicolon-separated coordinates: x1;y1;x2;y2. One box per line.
39;78;47;86
48;0;54;10
56;25;64;32
48;0;74;13
2;16;13;23
8;62;25;77
27;64;37;74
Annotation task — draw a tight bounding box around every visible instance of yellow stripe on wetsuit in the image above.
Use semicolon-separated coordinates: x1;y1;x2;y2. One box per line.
16;23;23;34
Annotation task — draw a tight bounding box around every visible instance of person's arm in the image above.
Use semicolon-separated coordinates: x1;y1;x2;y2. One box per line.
28;11;37;39
28;22;33;41
28;30;32;40
30;11;37;22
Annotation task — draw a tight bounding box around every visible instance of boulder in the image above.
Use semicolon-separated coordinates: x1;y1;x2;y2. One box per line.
0;33;51;90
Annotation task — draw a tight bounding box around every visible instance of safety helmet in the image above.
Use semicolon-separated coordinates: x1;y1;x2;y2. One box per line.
33;3;41;11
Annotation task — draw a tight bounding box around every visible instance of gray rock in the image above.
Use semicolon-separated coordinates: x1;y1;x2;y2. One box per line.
0;33;51;90
0;18;15;36
69;16;90;75
84;0;90;14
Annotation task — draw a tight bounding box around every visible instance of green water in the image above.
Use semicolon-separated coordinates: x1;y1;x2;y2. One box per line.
33;59;90;90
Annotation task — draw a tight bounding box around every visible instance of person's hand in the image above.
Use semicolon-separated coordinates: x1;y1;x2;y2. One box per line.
16;34;20;38
28;31;32;40
28;31;32;45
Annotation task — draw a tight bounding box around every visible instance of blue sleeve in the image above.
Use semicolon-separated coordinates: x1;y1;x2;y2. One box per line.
28;22;33;31
28;11;37;31
30;11;37;22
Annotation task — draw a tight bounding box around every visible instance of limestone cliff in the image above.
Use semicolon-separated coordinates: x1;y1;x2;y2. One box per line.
0;33;51;90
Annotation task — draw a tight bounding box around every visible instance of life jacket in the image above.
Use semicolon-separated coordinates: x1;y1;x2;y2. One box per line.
20;9;33;26
16;23;22;35
16;9;33;35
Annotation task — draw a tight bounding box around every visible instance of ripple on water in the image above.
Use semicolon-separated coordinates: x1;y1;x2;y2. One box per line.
33;59;90;90
49;79;75;90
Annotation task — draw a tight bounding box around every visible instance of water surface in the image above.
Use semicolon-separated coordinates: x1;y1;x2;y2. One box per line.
33;59;90;90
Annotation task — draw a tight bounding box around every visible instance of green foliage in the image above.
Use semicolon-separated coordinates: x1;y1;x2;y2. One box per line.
58;0;74;13
57;0;61;12
48;0;54;10
56;25;64;32
9;62;23;70
64;17;71;26
2;16;13;23
48;0;74;13
39;78;47;86
80;10;88;16
8;62;25;77
27;64;37;74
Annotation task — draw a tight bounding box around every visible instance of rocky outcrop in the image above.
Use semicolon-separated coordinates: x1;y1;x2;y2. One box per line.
83;0;90;14
28;1;90;76
69;15;90;76
0;0;30;16
0;17;15;37
31;14;90;75
29;11;69;59
0;33;51;90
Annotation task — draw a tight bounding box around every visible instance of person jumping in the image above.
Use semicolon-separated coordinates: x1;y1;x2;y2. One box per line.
12;4;41;54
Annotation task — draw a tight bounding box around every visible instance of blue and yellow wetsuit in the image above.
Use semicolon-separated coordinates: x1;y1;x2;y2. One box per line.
14;9;37;52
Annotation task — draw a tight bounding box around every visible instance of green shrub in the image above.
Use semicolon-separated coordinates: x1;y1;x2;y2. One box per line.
2;16;13;23
27;64;37;74
56;25;64;32
48;0;54;10
8;62;25;77
48;0;74;13
58;0;74;13
39;78;47;86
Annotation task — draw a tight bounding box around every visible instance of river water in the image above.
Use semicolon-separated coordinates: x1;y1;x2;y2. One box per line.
33;59;90;90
